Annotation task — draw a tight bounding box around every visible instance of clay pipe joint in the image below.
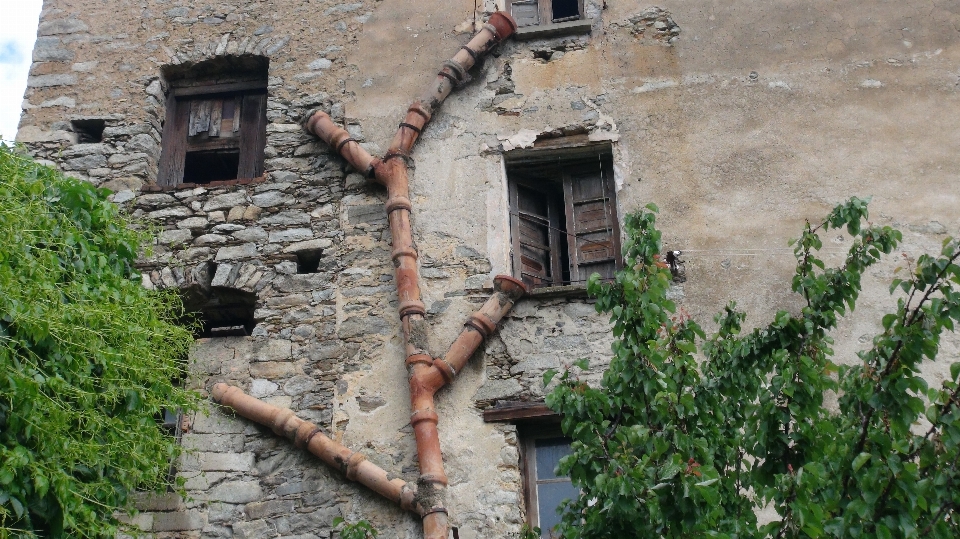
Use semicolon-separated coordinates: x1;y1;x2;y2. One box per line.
302;109;379;181
211;383;423;515
434;275;527;384
393;12;518;155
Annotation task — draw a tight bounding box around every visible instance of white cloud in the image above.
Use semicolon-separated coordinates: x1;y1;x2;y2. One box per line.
0;0;44;143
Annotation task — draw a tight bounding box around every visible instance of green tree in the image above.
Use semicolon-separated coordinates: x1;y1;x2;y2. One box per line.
545;199;960;538
0;145;198;538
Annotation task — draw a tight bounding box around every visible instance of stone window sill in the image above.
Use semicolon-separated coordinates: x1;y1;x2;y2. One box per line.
514;19;593;41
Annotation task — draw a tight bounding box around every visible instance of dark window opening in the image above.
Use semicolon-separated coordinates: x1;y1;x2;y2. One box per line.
552;0;580;21
180;279;258;338
158;55;268;187
183;150;240;184
70;119;105;143
506;144;621;289
295;248;323;274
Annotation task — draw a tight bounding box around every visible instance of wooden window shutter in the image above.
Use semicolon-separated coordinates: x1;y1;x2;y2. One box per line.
562;161;620;283
237;92;267;179
511;182;564;288
157;93;190;187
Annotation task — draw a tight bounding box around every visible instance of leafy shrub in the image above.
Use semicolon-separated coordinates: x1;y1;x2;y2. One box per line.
546;199;960;538
0;145;198;538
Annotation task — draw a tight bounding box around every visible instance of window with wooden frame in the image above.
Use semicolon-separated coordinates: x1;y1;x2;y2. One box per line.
507;0;584;27
506;144;621;289
158;58;268;187
483;403;579;538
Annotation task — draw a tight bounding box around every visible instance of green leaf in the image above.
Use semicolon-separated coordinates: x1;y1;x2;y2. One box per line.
543;369;558;386
852;453;872;471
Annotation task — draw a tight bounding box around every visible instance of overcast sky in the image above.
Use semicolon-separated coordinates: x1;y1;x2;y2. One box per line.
1;0;44;143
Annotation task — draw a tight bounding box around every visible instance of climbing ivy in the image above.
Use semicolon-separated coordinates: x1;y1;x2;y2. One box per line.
0;145;198;538
545;199;960;538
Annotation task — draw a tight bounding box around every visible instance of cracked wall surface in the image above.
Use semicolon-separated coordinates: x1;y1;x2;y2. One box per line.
17;0;960;537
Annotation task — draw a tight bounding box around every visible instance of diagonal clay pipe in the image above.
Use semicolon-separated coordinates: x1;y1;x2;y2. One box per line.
211;383;423;514
218;12;521;539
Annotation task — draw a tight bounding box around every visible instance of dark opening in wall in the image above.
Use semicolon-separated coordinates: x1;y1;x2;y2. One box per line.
552;0;580;21
70;119;106;143
183;150;240;184
295;248;323;274
180;277;258;337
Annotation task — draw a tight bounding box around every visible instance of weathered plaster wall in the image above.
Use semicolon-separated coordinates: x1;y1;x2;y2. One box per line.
17;0;960;537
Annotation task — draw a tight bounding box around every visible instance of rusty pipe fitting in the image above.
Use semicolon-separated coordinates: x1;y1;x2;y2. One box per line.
302;109;377;178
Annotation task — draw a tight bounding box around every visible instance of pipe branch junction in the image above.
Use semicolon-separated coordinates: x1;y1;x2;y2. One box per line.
214;12;521;539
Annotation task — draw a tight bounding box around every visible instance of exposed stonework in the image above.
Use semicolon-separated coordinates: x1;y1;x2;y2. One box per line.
17;0;960;537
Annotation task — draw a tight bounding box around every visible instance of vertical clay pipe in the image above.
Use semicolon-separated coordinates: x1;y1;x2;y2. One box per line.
302;13;518;539
211;384;423;515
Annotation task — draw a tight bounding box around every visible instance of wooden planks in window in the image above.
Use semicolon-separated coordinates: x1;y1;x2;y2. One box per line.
237;92;267;180
511;182;564;288
563;162;620;282
158;88;266;186
157;92;190;187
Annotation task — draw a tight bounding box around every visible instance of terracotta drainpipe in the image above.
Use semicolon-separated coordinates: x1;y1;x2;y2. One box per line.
217;12;521;539
211;383;423;515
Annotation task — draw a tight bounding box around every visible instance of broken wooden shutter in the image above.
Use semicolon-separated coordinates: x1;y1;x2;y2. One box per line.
563;161;620;283
508;0;541;27
237;91;267;179
511;182;563;288
157;93;190;187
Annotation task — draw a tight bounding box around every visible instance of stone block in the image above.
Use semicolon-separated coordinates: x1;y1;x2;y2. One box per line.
283;375;317;396
195;234;228;245
281;238;332;253
132;492;183;512
251;191;295;208
249;361;299;379
204;192;250;212
216;243;258;260
192;410;247;434
232;519;277;539
244;499;295;520
27;74;77;88
211;263;238;287
205;481;263;504
268;228;313;243
233;227;268;242
136;193;176;209
151;510;207;532
338;316;391;338
148;206;193;219
159;228;193;244
250;379;279;397
474;378;522;401
181;433;245;453
242;205;262;220
227;205;246;221
37;18;89;35
198;451;255;472
258;211;310;226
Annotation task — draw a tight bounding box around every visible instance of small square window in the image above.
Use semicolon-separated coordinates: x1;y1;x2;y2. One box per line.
506;144;621;289
506;0;591;39
70;119;106;143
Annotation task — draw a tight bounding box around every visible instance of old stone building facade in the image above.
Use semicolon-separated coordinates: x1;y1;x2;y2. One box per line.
17;0;960;537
